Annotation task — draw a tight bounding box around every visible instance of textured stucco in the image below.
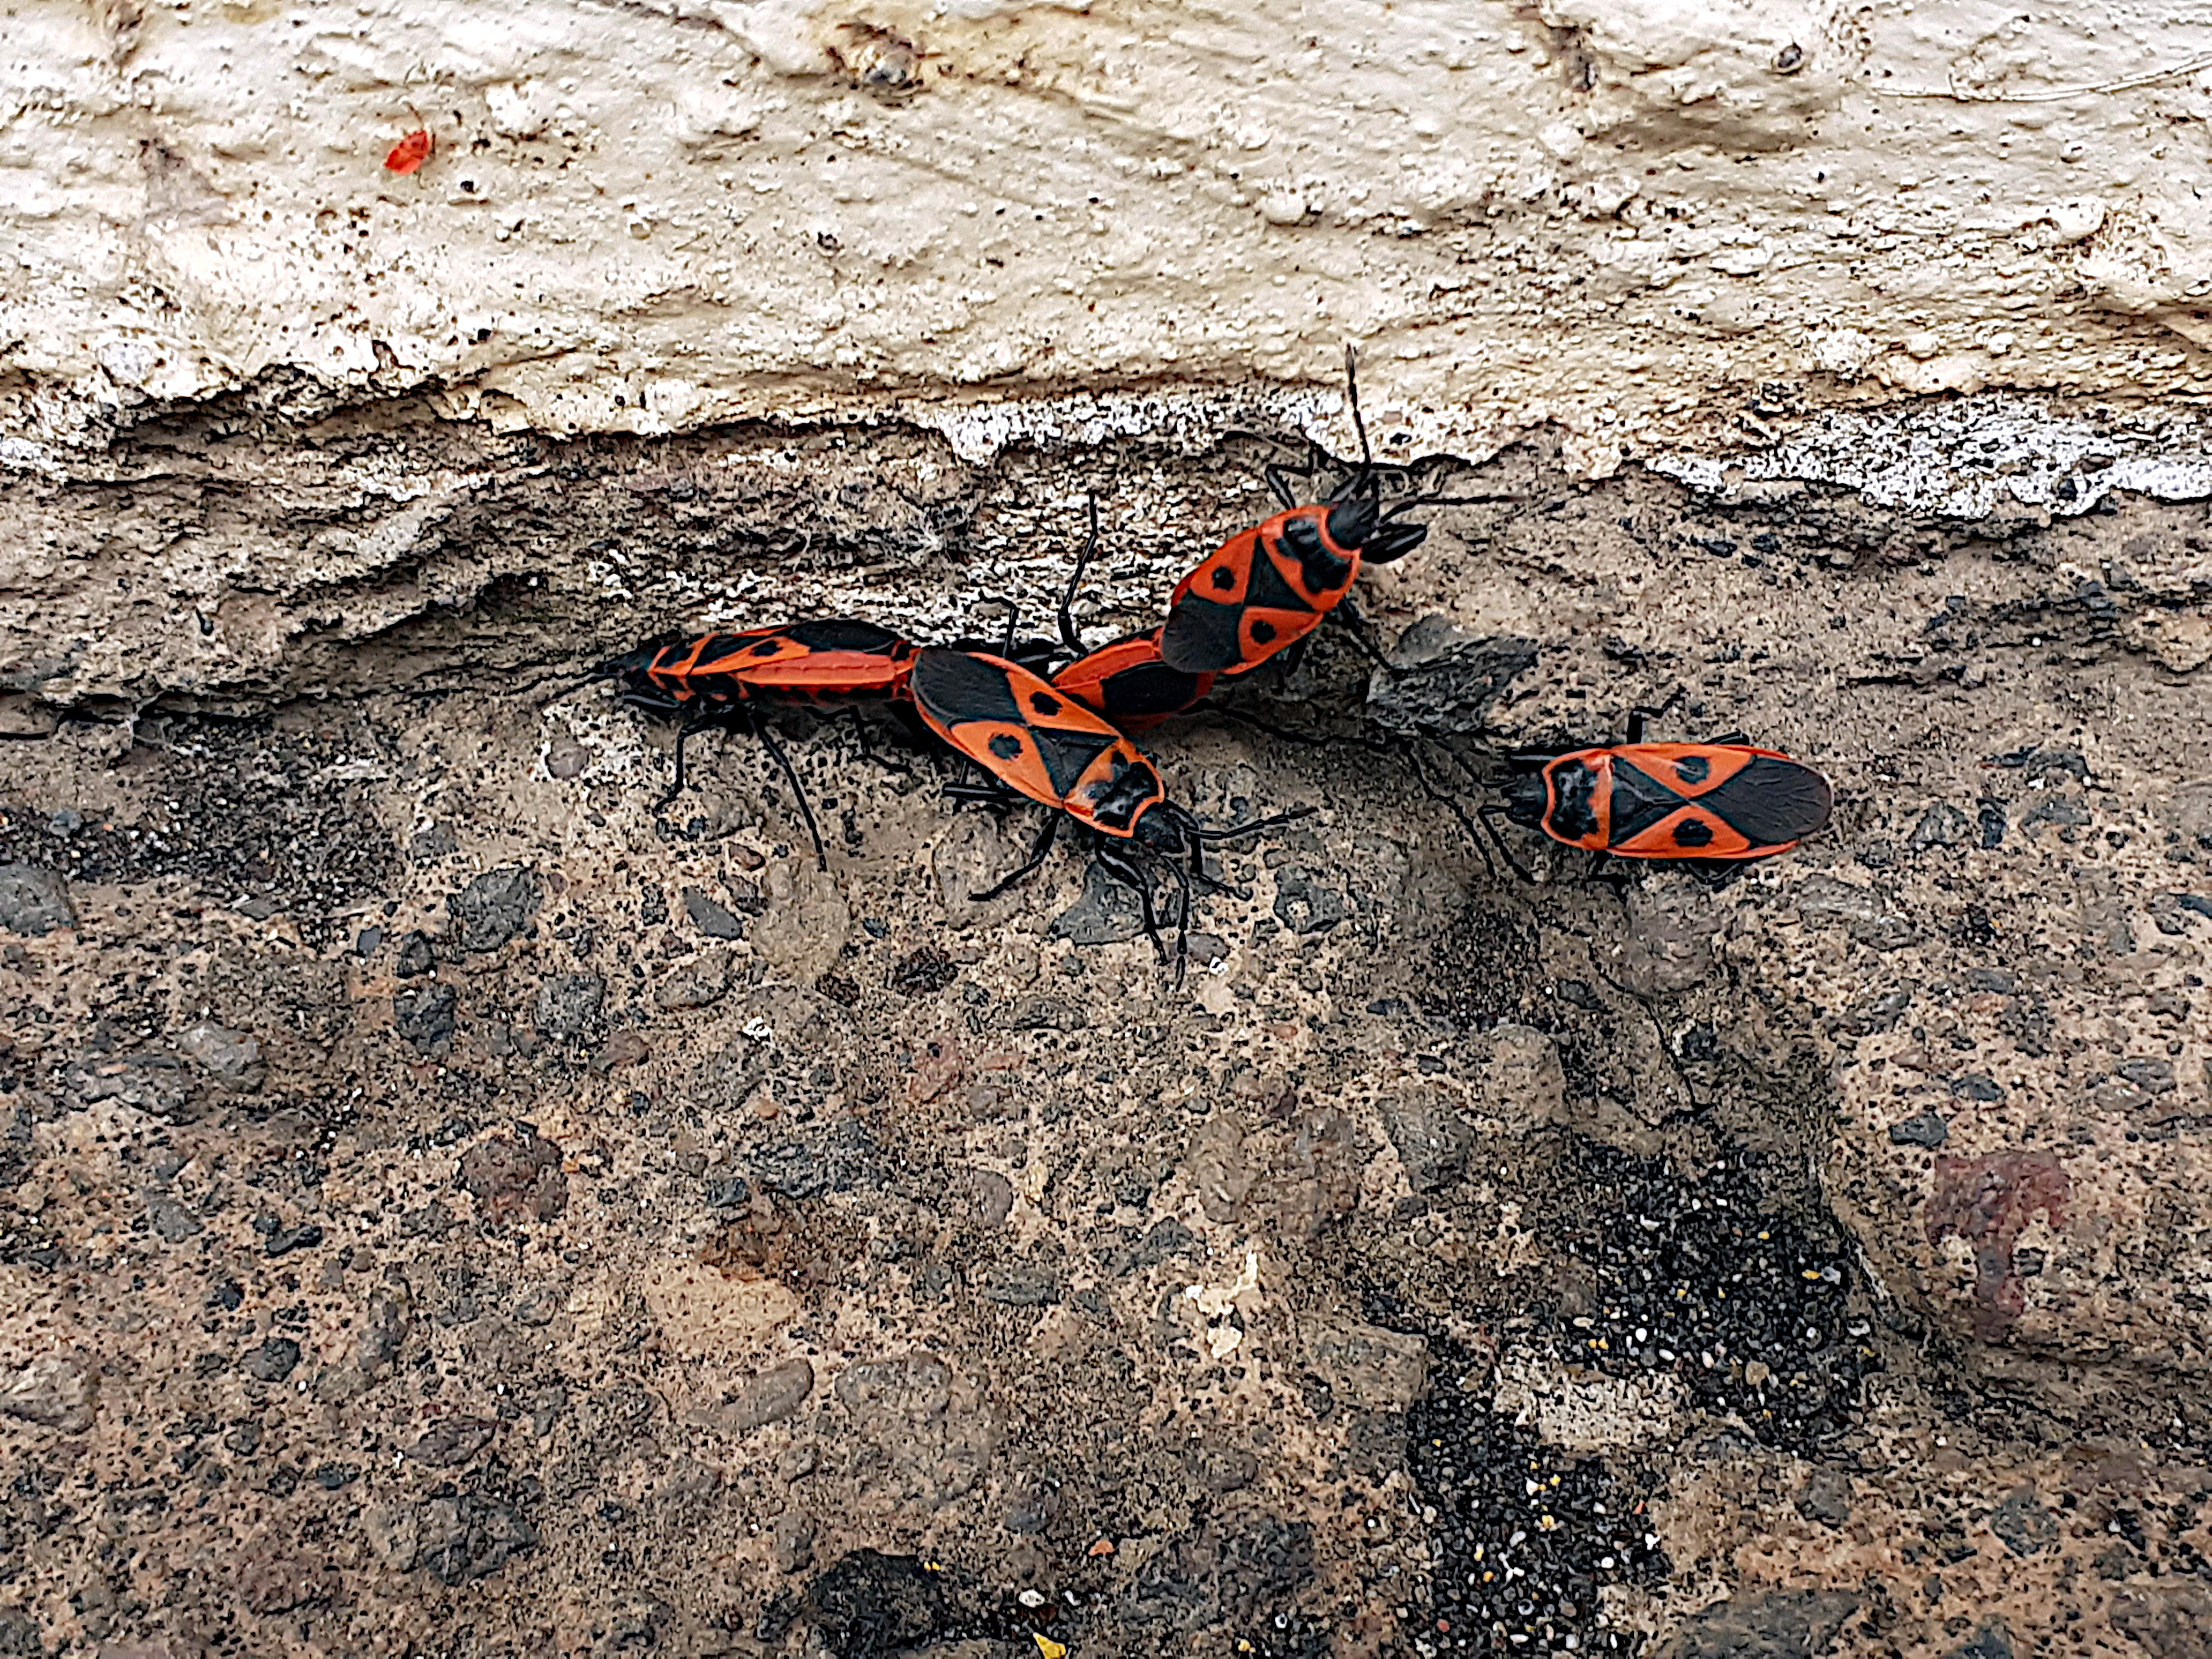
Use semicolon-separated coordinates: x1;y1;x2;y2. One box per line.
5;0;2212;469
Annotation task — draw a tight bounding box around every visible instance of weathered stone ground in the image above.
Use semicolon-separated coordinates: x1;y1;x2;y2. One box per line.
1;400;2209;1658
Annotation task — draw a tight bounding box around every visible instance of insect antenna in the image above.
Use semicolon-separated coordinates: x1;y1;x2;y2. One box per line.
539;649;652;704
1377;490;1525;522
1343;343;1374;474
1396;739;1497;881
1179;803;1316;843
1056;493;1101;656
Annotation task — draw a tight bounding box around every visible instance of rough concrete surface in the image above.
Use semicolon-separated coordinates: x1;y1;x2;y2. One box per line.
1;386;2208;1657
5;0;2212;1653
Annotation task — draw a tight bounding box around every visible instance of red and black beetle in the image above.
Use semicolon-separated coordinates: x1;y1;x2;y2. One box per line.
1477;705;1832;880
596;618;917;866
900;646;1308;978
1158;347;1493;679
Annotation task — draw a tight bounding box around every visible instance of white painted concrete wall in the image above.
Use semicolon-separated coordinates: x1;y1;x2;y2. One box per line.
4;0;2210;467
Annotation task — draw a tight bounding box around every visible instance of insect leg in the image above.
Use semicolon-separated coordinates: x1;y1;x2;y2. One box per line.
1207;705;1331;748
1624;689;1686;745
940;780;1025;813
1586;850;1633;900
1263;448;1332;511
1702;729;1752;746
1399;740;1497;882
1096;846;1168;966
1183;805;1318;843
747;707;829;871
1477;804;1541;885
1417;731;1492;786
661;709;719;806
1181;833;1244;900
1329;597;1396;675
1057;494;1100;655
971;812;1063;902
1168;856;1193;988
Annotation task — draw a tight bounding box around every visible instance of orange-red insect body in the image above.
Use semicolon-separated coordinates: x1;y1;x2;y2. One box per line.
1048;627;1215;733
900;647;1307;978
1501;742;1833;861
612;621;916;712
1158;497;1421;677
903;649;1165;840
384;127;434;175
596;619;917;868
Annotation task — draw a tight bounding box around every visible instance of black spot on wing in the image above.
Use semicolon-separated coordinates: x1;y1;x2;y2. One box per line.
1670;814;1714;848
1606;756;1687;845
1673;752;1710;785
1702;756;1834;845
1161;597;1249;673
787;618;907;653
989;733;1024;761
910;649;1026;726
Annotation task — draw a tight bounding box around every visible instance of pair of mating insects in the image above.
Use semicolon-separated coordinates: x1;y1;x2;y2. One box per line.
585;356;1833;974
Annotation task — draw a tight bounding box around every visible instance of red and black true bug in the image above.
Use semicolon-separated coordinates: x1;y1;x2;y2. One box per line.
1158;347;1493;679
596;619;917;866
1476;705;1833;881
900;647;1308;978
1045;498;1215;731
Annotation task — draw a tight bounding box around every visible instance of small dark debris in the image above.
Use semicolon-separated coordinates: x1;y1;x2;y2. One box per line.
534;973;603;1038
1670;1590;1862;1658
0;864;76;936
244;1338;301;1382
394;931;436;977
890;945;959;996
1951;1617;2016;1659
1272;869;1346;935
683;885;749;939
394;984;457;1053
264;1223;324;1258
1909;803;1975;850
457;1132;567;1228
974;1261;1062;1307
407;1418;497;1468
1988;1484;2057;1558
453;866;541;953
